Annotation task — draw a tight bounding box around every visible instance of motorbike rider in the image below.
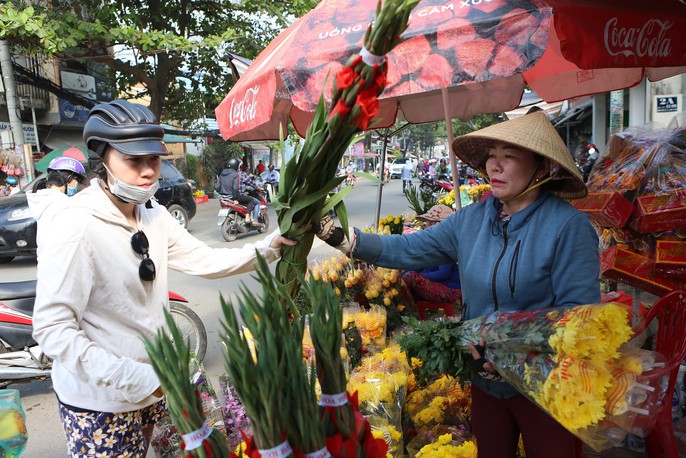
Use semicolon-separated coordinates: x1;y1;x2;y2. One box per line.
216;157;259;225
240;170;262;224
261;163;280;196
435;158;449;177
31;99;295;457
32;156;87;195
1;176;20;196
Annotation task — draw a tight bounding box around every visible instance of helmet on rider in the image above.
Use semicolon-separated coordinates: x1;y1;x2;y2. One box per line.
227;157;241;171
45;156;88;194
48;156;87;178
83;99;168;176
6;176;18;186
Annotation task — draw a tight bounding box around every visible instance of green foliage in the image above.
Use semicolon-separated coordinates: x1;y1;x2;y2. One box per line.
451;114;502;137
181;153;199;184
199;141;242;186
396;316;477;385
1;0;317;123
404;184;438;214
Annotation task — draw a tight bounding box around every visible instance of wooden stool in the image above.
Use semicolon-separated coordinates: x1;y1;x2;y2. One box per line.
416;300;455;320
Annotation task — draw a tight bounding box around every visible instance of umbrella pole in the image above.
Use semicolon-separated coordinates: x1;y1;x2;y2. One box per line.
373;128;390;228
442;88;461;210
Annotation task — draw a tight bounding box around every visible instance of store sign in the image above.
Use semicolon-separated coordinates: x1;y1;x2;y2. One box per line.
656;96;679;113
0;123;37;146
59;99;90;123
60;71;97;100
652;94;682;126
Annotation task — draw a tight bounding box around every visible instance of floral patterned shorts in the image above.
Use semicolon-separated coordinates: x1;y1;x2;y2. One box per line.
58;399;166;457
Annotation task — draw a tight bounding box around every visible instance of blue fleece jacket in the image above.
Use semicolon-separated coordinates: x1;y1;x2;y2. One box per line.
353;191;601;398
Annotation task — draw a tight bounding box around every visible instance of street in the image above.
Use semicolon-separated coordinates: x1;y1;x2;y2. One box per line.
2;177;413;457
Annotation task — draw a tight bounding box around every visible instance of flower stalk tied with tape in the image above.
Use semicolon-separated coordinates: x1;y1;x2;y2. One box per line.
274;0;419;299
143;311;229;458
304;278;388;458
222;255;326;457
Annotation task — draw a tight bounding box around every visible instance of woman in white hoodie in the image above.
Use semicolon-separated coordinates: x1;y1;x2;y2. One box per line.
31;100;295;457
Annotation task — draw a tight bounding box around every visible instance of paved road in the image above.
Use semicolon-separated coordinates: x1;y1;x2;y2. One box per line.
2;177;415;457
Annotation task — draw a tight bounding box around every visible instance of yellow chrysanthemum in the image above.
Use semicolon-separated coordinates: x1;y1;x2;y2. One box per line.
415;435;477;458
548;303;632;364
534;356;612;431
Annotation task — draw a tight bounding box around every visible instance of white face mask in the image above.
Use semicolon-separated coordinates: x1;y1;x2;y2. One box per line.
103;164;159;205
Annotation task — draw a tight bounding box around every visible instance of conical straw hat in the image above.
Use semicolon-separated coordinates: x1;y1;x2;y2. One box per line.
452;112;587;199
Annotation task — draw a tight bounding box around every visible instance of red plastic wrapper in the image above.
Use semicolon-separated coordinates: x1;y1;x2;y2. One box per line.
600;245;686;296
654;239;686;279
572;191;635;228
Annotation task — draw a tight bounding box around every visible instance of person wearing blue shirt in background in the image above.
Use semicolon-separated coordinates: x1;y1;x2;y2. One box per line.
315;111;600;458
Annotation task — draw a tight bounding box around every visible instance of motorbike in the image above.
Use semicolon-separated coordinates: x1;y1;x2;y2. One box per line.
419;174;454;193
0;281;207;388
218;187;270;242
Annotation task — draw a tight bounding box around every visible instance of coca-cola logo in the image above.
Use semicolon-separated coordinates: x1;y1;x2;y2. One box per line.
229;85;259;128
604;17;673;60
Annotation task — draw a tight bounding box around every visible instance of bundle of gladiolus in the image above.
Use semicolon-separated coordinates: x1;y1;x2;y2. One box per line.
221;256;328;458
144;313;230;457
399;302;668;451
306;277;389;458
274;0;419;298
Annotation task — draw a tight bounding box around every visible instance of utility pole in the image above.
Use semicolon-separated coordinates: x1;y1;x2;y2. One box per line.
0;40;33;182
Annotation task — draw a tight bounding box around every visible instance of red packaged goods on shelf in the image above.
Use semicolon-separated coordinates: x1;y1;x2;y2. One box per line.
629;190;686;234
600;245;686;296
572;192;635;228
654;240;686;279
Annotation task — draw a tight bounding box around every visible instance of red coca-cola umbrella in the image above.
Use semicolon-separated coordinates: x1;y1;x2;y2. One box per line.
216;0;686;142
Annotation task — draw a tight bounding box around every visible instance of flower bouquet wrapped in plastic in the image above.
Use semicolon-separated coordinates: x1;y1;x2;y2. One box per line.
399;302;668;451
404;375;471;433
218;374;252;450
406;425;477;458
477;303;668;451
352;304;387;354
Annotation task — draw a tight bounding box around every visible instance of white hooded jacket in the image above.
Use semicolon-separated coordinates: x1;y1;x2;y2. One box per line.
32;178;280;412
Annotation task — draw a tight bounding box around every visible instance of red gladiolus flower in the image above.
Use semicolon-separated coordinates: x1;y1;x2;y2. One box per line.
364;437;389;458
337;66;357;90
202;439;213;457
329;100;352;120
353;90;379;130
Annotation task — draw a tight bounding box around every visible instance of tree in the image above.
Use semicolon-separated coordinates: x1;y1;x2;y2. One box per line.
0;0;317;125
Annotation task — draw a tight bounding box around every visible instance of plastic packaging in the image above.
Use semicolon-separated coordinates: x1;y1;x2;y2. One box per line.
404;374;471;433
0;389;27;458
406;425;477;458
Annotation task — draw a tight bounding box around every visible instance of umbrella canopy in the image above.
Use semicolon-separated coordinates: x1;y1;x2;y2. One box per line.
216;0;686;142
35;147;88;173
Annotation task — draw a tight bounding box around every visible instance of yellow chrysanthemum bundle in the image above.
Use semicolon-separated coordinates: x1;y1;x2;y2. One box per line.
532;356;613;431
405;375;471;431
437;189;455;207
549;303;633;364
473;303;667;452
347;344;410;407
415;434;477;458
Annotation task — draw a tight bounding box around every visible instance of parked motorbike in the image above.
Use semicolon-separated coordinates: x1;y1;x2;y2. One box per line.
419;174;454;193
0;281;207;388
217;187;270;242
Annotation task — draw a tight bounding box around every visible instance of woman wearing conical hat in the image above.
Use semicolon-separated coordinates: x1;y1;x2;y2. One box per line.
316;111;600;458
